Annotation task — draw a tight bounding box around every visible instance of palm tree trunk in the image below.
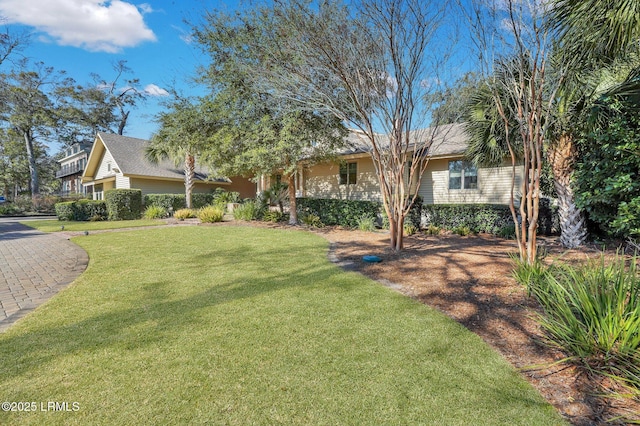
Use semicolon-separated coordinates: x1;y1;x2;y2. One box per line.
184;153;195;209
548;133;587;248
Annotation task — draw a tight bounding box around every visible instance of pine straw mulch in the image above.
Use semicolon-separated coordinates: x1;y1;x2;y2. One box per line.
307;226;640;426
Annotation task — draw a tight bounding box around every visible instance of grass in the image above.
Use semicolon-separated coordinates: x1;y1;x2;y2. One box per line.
0;226;565;425
20;219;166;232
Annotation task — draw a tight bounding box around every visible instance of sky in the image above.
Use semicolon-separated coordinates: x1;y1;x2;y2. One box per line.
0;0;244;154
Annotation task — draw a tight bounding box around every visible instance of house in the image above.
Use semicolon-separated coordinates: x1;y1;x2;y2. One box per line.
82;133;256;201
57;142;93;196
259;123;523;205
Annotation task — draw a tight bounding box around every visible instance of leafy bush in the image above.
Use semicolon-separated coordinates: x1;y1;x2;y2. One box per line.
262;210;284;223
55;202;75;221
575;99;640;238
497;224;516;239
32;195;62;213
191;193;216;209
423;224;441;236
174;208;197;220
212;188;240;208
54;200;107;221
423;204;513;235
105;189;142;221
300;213;324;228
143;205;167;219
523;254;640;394
197;206;225;223
0;203;22;216
356;214;377;232
406;196;423;228
404;223;418;236
144;194;186;212
233;200;262;221
296;198;381;228
452;225;472;236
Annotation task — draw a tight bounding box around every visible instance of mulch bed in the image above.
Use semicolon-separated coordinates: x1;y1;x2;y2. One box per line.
311;226;640;425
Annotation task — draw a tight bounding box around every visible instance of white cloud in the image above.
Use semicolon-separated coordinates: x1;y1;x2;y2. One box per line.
144;84;169;97
0;0;157;53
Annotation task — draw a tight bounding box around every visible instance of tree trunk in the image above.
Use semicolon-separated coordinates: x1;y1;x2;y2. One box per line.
23;132;39;197
287;173;298;225
184;153;195;209
118;110;129;135
548;133;587;248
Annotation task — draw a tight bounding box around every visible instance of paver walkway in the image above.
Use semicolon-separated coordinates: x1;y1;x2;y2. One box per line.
0;218;88;332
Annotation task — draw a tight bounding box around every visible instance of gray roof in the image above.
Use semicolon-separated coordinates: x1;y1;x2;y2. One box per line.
339;122;469;158
97;133;228;182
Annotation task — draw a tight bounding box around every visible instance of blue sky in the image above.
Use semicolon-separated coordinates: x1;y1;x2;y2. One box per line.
0;0;244;154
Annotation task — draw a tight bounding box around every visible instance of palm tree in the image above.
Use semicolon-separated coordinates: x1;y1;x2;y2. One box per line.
146;99;213;209
464;56;639;248
548;0;640;67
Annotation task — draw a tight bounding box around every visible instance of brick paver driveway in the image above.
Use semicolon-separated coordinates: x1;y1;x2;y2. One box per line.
0;218;88;332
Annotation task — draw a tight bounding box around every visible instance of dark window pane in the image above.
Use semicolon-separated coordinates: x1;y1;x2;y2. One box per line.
348;162;357;184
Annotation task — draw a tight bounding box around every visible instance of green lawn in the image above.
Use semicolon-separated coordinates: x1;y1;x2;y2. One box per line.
0;226;565;425
21;218;166;232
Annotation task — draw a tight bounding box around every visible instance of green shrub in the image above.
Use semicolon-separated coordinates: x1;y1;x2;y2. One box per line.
452;225;472;236
404;223;418;236
54;200;107;221
0;203;22;216
212;188;240;207
423;204;514;235
526;254;640;394
174;208;197;220
233;201;262;221
296;198;381;228
105;189;142;221
423;224;441;236
144;194;186;211
406;196;423;228
143;205;167;219
497;224;516;239
55;201;75;221
300;213;324;228
262;210;283;223
198;206;224;223
356;214;377;232
191;193;216;209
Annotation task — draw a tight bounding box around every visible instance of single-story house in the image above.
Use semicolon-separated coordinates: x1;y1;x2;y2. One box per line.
82;133;256;200
259;123;523;205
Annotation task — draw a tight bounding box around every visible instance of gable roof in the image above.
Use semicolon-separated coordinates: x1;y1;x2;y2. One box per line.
339;122;469;159
83;133;229;183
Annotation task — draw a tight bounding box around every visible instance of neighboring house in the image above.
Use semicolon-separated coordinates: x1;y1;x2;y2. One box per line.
57;142;93;196
259;123;523;205
82;133;256;201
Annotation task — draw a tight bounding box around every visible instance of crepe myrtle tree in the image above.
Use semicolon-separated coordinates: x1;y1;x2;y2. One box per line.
197;0;456;250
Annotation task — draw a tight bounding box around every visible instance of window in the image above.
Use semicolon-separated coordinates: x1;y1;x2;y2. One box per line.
449;160;477;190
339;162;357;185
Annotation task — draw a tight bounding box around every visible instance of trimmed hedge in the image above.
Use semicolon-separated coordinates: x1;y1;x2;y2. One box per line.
422;204;514;235
296;197;381;228
144;192;227;211
105;189;142;221
144;194;186;212
55;200;108;221
192;193;217;209
422;201;559;236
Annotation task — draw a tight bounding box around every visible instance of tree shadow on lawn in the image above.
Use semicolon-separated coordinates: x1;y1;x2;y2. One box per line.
0;243;354;381
327;231;623;425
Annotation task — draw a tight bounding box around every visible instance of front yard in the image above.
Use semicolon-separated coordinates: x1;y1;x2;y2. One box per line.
0;226;562;425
